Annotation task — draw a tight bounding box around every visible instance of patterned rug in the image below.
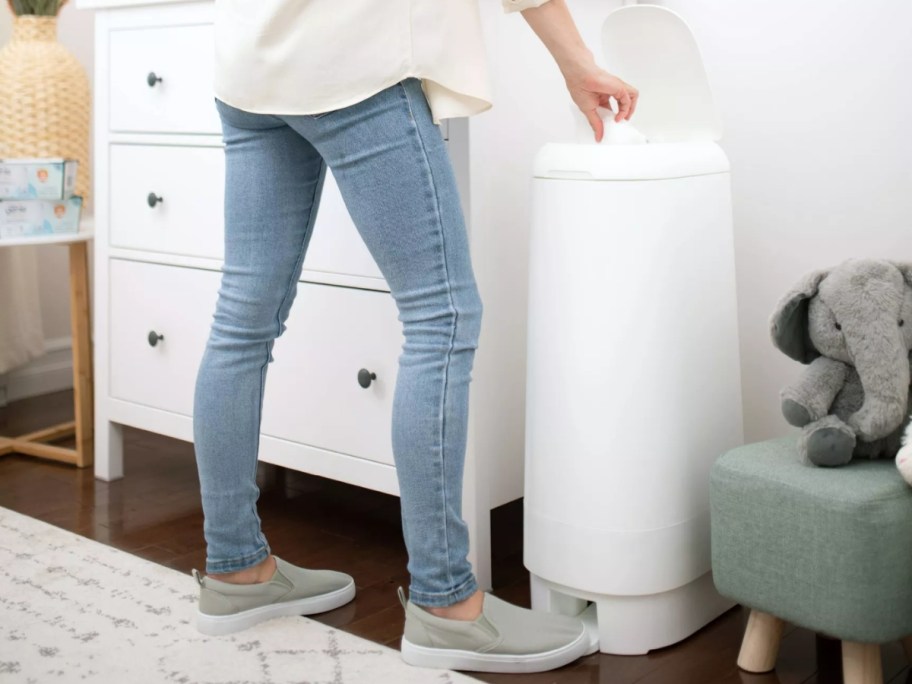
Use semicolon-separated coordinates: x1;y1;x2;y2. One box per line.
0;507;474;684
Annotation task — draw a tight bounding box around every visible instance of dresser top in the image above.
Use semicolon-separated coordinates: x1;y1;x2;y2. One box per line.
75;0;197;8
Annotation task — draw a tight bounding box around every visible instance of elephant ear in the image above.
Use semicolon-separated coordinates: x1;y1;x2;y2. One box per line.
891;262;912;288
770;269;829;364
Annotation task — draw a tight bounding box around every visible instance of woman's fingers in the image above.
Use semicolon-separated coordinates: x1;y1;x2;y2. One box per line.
597;93;616;115
585;108;605;143
626;82;639;119
569;69;638;137
593;72;636;122
613;87;632;122
629;94;638;119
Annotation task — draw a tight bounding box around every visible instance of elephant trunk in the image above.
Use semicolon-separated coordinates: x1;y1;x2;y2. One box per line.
847;323;910;442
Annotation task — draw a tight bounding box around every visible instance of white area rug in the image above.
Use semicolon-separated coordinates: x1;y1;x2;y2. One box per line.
0;507;475;684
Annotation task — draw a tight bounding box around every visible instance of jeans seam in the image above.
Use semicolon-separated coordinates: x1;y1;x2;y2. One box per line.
270;158;325;344
249;155;326;557
401;81;459;594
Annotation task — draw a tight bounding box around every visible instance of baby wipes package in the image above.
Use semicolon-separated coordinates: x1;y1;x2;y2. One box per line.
0;196;83;239
0;158;79;201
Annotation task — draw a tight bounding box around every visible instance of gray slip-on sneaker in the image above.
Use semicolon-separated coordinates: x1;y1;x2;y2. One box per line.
193;556;355;636
398;588;590;673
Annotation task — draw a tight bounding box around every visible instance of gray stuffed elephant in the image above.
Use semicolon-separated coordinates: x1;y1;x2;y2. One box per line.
770;259;912;471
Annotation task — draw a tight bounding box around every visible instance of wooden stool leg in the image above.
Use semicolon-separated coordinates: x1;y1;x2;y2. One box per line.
902;636;912;664
842;642;882;684
69;241;94;468
737;610;785;673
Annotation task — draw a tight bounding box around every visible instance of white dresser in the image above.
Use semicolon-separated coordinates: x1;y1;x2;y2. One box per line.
79;0;534;590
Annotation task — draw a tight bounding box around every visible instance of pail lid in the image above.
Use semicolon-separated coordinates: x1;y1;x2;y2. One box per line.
602;4;722;143
533;141;728;180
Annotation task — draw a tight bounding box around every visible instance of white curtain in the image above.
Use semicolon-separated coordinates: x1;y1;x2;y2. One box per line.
0;246;46;374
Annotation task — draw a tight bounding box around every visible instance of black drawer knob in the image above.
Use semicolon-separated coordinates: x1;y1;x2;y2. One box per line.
357;368;377;389
147;192;163;208
148;330;164;347
147;71;163;88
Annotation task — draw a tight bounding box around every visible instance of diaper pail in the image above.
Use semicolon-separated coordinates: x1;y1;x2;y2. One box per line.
523;4;745;656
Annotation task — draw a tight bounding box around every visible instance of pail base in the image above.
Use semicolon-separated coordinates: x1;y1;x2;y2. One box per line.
530;571;735;656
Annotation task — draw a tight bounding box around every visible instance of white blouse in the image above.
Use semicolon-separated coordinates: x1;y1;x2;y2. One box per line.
213;0;551;124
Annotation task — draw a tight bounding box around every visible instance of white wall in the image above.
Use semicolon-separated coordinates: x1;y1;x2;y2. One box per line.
667;0;912;442
0;4;94;358
476;0;912;449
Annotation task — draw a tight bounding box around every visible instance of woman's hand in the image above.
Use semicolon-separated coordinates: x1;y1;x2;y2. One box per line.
563;59;639;142
520;0;638;142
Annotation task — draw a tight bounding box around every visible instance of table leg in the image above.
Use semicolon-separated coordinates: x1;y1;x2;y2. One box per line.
69;241;94;468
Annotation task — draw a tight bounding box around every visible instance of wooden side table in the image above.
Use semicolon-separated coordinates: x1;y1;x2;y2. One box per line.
0;221;95;468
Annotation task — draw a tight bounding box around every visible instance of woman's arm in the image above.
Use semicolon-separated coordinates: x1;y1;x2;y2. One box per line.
520;0;638;142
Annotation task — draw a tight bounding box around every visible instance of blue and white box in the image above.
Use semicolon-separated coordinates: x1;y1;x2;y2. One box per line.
0;158;79;201
0;196;83;239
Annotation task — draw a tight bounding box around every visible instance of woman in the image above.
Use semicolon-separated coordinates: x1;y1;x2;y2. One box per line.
191;0;637;673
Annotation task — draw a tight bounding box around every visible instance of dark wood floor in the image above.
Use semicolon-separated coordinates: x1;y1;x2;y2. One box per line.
1;389;909;684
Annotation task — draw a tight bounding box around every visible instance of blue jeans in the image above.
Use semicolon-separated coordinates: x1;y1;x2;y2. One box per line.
192;78;482;607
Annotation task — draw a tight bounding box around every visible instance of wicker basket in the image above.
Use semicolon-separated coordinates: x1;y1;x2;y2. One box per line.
0;13;91;211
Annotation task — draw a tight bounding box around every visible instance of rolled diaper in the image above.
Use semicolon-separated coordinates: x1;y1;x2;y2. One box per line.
573;104;649;145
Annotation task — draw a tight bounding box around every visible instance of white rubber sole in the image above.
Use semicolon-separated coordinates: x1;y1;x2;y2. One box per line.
400;629;590;674
196;581;356;636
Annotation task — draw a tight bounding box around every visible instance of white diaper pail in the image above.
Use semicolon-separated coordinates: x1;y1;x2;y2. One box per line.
523;5;745;656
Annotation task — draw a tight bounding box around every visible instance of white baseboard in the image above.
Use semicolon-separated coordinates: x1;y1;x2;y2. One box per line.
0;336;73;407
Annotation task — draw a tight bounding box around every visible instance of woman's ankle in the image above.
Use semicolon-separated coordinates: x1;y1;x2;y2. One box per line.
422;589;484;621
208;554;276;585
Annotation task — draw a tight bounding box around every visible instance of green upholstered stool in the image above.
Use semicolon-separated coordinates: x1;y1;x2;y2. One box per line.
710;437;912;684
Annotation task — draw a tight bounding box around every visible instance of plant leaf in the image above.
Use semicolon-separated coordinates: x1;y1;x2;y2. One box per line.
10;0;65;15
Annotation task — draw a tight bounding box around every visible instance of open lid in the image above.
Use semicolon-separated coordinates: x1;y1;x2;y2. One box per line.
602;5;722;143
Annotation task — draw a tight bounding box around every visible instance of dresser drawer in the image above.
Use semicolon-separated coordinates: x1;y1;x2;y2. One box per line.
109;23;219;134
261;283;404;466
108;141;386;279
109;259;219;415
109;144;224;259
